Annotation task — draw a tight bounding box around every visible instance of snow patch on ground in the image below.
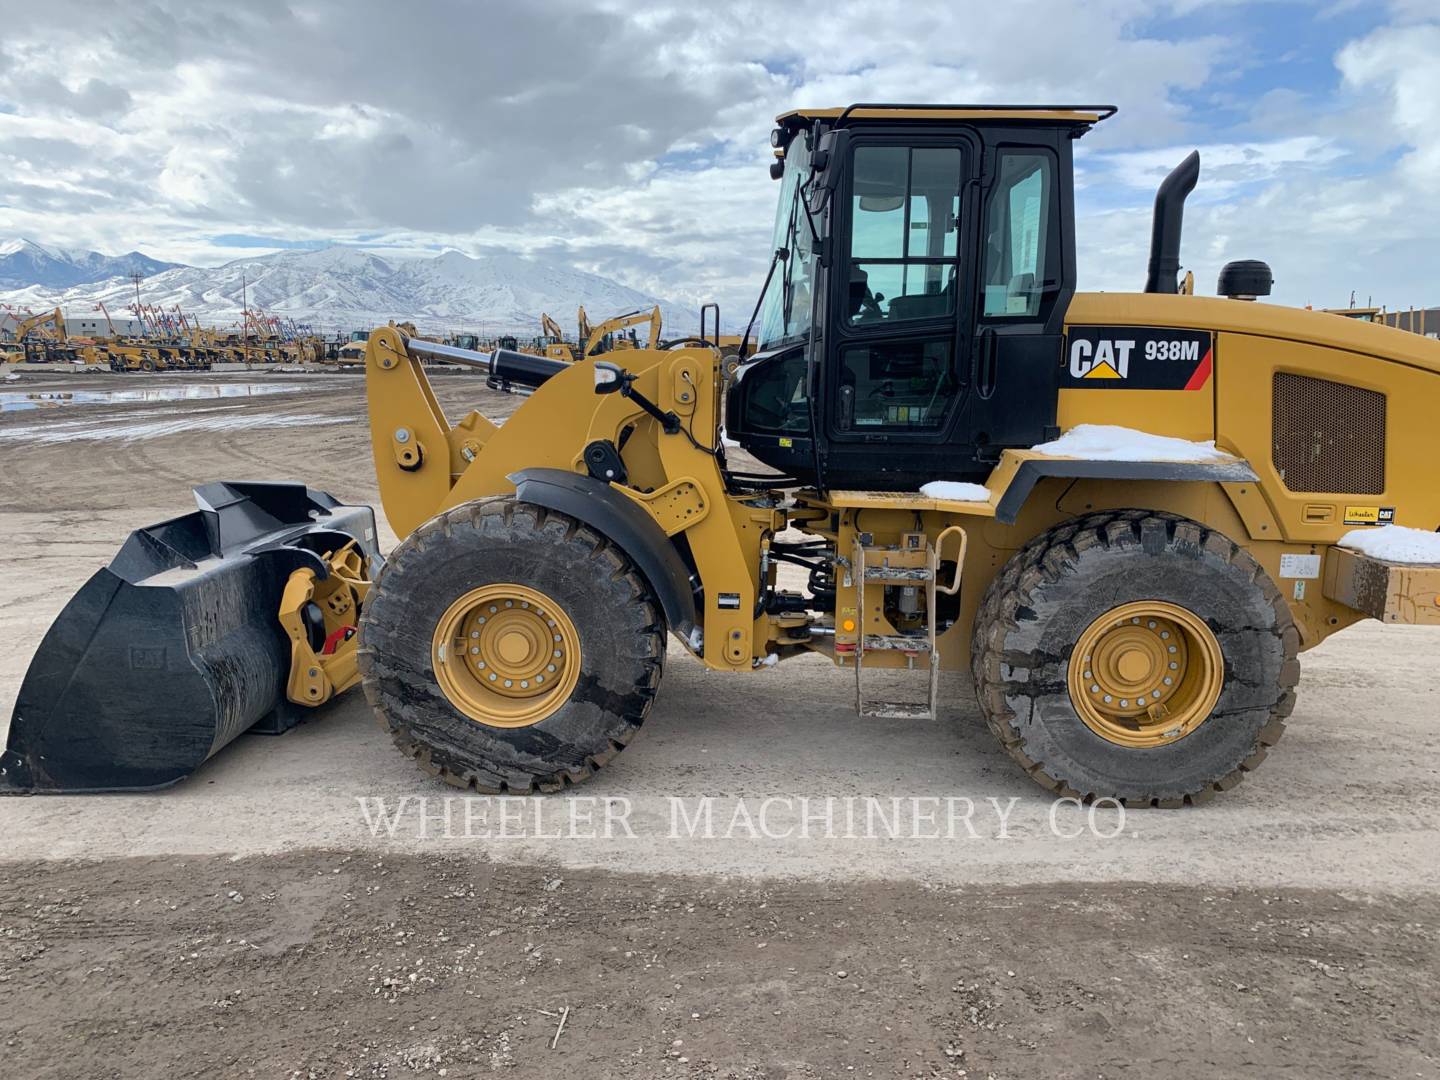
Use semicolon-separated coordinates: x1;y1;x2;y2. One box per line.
1032;424;1236;463
1338;525;1440;564
919;481;991;502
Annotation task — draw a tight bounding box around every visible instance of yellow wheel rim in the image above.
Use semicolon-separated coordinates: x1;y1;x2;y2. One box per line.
431;584;582;729
1068;601;1223;749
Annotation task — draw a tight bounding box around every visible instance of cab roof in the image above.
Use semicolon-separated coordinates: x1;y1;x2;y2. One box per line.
776;103;1116;133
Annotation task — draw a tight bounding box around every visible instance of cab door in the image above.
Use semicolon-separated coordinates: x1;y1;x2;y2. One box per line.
820;132;978;488
815;128;1072;490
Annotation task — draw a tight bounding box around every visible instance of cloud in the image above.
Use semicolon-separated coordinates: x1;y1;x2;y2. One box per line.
1337;21;1440;190
0;0;1434;316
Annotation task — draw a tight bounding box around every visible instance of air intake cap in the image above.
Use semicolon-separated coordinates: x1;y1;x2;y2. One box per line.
1218;260;1273;300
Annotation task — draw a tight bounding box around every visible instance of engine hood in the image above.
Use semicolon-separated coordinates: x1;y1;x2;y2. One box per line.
1066;292;1440;376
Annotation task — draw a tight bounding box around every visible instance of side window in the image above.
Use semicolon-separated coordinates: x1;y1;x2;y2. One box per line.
847;145;962;327
982;152;1055;318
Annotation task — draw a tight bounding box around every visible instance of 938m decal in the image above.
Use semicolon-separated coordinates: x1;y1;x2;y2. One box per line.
1062;326;1213;390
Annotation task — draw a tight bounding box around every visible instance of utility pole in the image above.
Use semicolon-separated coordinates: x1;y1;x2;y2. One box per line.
131;272;144;336
241;268;250;366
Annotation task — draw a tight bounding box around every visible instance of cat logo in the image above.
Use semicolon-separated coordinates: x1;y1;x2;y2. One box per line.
1069;338;1135;380
1063;326;1214;391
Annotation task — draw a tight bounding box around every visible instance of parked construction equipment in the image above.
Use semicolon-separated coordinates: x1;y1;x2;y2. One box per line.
10;103;1440;809
581;305;662;357
538;313;579;362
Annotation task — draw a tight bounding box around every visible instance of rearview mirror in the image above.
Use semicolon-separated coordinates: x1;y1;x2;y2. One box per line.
594;361;627;394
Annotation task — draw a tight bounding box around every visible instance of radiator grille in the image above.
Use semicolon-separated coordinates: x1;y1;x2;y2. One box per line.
1272;373;1386;494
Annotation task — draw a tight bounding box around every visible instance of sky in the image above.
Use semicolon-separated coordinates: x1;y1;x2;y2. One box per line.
0;0;1437;317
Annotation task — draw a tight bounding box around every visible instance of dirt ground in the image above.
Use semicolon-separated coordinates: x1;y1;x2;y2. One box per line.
2;367;1439;1078
4;852;1437;1080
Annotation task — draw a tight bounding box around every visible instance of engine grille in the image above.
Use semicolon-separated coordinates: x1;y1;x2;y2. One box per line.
1272;373;1386;494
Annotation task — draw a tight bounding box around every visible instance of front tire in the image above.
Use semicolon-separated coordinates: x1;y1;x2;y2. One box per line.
358;498;666;792
971;511;1299;806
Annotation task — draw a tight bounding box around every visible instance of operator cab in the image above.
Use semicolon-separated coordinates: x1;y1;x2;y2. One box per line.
726;103;1113;490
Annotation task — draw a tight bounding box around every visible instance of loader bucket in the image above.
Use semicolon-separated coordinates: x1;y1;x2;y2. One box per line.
1;481;382;794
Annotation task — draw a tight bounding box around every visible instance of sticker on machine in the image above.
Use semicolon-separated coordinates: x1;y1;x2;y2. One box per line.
1342;506;1395;526
1278;553;1321;580
1062;326;1213;390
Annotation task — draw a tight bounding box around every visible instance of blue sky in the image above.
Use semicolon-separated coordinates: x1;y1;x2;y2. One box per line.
0;0;1437;314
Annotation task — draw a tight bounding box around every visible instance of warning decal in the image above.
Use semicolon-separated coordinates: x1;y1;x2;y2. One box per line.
1063;327;1214;390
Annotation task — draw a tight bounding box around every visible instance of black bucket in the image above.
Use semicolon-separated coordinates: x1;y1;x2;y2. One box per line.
1;481;383;794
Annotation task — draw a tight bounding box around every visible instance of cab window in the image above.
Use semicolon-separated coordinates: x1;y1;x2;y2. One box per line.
847;145;962;326
982;151;1055;318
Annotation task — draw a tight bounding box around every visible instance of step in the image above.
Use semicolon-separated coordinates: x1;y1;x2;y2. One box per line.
859;700;935;720
861;634;933;653
862;565;933;582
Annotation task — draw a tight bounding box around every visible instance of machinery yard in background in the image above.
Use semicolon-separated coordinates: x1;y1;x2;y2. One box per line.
1;299;340;371
7;103;1440;809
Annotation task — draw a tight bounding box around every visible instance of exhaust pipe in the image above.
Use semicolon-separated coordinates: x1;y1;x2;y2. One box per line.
1144;150;1200;295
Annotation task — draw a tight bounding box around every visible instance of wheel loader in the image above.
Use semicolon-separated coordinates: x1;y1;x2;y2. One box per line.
7;103;1440;806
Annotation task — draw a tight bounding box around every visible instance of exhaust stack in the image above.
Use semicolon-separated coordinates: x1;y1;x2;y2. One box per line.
1144;150;1201;294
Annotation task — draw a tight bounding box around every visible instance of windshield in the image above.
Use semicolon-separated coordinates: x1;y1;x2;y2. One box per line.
756;131;816;350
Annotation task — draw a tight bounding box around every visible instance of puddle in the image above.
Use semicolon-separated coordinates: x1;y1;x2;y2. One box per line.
0;383;306;413
0;408;347;443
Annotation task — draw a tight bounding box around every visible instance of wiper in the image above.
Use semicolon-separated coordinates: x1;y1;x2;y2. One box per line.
737;243;789;366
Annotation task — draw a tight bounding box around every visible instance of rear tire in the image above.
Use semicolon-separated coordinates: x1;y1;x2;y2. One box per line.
357;497;666;793
971;510;1299;806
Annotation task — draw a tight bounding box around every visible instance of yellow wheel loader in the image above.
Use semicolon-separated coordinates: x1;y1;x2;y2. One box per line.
8;103;1440;806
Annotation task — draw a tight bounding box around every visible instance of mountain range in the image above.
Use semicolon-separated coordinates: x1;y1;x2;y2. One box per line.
0;240;679;335
0;239;178;290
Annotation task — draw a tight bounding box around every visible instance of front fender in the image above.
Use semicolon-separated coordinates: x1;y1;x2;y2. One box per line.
508;468;700;648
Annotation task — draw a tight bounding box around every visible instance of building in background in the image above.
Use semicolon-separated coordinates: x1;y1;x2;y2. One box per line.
63;313;144;337
1320;304;1440;339
1381;307;1440;339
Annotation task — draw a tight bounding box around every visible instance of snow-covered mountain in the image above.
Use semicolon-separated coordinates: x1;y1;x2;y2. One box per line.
0;239;177;290
0;245;679;335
